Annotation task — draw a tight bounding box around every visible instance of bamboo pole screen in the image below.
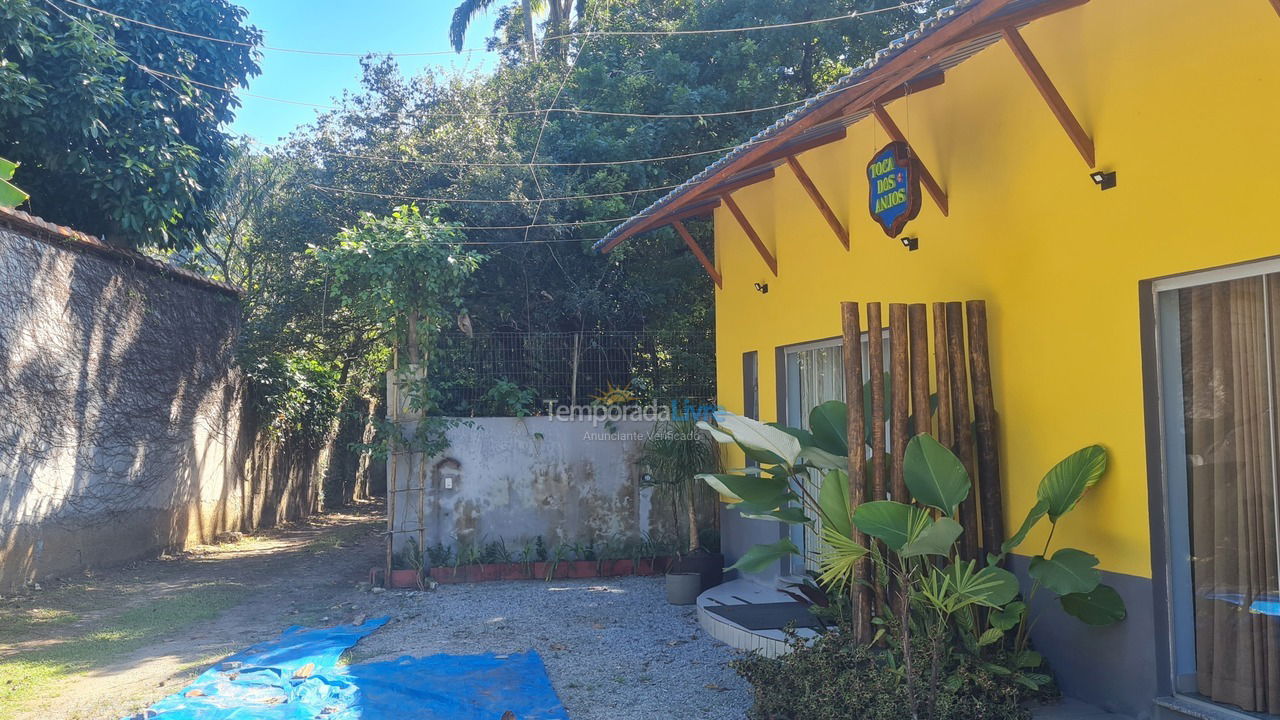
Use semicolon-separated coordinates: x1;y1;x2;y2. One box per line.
840;299;1004;638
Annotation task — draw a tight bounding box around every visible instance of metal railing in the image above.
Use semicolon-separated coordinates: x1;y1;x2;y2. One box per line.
430;330;715;415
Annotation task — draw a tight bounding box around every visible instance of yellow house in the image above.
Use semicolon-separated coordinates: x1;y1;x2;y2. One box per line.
602;0;1280;718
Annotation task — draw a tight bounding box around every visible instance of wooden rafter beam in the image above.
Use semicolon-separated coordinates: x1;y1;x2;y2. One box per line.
871;103;950;217
723;193;777;275
785;155;849;250
840;71;946;114
672;219;722;289
600;0;1025;252
599;198;721;251
1000;24;1095;167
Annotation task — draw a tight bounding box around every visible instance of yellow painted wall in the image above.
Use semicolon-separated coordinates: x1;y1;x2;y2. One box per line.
710;0;1280;580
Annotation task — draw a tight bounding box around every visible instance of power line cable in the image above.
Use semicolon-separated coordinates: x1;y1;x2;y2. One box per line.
53;0;929;58
136;64;811;120
310;182;682;203
320;140;755;168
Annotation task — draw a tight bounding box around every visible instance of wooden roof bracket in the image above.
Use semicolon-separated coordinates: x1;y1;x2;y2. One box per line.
871;103;950;217
785;155;849;250
672;219;722;289
1000;24;1095;168
723;193;778;276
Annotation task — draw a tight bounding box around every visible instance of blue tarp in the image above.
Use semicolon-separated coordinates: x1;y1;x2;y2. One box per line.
132;618;570;720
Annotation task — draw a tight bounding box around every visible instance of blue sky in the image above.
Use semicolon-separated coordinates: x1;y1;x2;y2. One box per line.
230;0;503;143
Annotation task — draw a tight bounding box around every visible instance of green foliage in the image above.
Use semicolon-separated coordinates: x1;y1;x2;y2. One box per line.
733;628;1044;720
701;405;1126;718
0;156;28;207
0;0;260;248
247;352;343;445
639;418;721;551
476;379;537;416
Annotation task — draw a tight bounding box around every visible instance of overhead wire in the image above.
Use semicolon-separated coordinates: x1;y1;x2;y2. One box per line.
53;0;929;57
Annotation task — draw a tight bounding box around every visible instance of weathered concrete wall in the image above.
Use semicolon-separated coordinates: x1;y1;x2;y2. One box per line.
388;417;673;554
0;214;325;589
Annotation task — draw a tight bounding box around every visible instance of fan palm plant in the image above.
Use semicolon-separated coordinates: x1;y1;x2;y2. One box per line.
639;418;721;552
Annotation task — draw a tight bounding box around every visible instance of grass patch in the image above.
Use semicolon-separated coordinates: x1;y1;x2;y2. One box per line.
0;582;246;716
305;524;369;553
0;607;79;643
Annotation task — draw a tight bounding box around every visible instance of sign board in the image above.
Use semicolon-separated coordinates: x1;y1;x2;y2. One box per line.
867;141;921;237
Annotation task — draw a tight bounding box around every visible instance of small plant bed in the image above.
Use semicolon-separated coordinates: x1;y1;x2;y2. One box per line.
386;536;682;587
428;557;675;584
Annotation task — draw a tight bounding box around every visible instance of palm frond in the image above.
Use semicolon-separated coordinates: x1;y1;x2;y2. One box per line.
449;0;497;52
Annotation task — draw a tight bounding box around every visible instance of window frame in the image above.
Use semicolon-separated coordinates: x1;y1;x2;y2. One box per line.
1141;254;1280;716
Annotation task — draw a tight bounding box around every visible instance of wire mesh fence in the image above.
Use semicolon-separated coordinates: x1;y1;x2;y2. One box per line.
431;330;715;416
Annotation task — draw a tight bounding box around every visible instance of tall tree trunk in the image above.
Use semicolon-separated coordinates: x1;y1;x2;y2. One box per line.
521;0;537;60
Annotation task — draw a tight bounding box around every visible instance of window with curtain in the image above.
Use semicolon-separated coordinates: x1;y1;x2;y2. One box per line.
781;335;888;573
1160;270;1280;716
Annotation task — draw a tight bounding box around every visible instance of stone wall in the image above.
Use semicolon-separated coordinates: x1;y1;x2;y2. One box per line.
0;211;326;589
387;417;686;556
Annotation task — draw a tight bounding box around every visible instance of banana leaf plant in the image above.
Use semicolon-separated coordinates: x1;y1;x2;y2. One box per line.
0;157;28;209
697;404;1126;697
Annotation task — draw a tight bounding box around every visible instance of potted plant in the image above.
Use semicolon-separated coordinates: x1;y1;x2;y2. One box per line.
639;418;723;604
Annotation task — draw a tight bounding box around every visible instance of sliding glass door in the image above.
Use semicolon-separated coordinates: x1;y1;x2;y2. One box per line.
1156;263;1280;716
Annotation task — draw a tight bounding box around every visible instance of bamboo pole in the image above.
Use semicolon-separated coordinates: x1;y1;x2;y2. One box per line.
966;300;1005;559
945;302;979;561
908;304;932;438
932;303;954;448
888;304;909;502
867;303;887;500
841;302;872;644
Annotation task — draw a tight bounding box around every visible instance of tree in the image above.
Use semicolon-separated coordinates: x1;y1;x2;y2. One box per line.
0;0;261;249
451;0;539;58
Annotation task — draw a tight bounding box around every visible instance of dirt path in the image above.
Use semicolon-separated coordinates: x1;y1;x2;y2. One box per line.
1;506;385;720
1;507;751;719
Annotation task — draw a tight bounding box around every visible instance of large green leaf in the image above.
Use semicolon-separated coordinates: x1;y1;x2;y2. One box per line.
1001;499;1048;554
0;157;17;181
1028;548;1101;596
900;516;963;558
1059;584;1127;626
696;421;735;446
903;434;971;514
800;445;846;471
853;500;928;551
1037;445;1108;522
809;401;848;456
716;413;802;466
817;468;852;538
989;601;1026;631
768;423;814;447
697;473;792;507
737;505;810;524
728;538;800;574
0;178;28;209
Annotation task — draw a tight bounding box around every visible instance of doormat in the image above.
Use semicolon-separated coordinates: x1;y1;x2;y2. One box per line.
704;601;824;631
129;618;569;720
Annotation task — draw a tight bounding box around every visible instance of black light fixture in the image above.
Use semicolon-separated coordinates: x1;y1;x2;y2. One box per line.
900;236;919;251
1089;170;1117;190
753;282;769;294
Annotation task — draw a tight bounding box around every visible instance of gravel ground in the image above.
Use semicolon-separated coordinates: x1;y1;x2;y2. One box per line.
351;576;753;719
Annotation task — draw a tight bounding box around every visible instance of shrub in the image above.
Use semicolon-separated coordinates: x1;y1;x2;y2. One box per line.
733;627;1048;720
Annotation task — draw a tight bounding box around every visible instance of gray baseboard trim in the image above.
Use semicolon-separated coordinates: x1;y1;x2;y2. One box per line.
1154;696;1267;720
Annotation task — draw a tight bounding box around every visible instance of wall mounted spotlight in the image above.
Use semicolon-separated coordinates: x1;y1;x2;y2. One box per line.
1089;170;1117;190
754;282;769;294
900;236;919;251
